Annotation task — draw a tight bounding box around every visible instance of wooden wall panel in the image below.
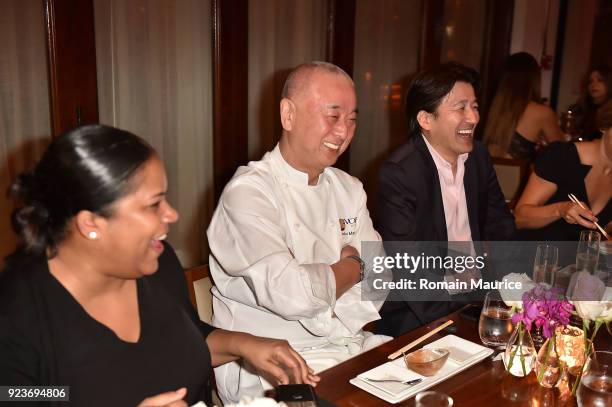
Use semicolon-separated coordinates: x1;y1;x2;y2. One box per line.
212;0;248;201
327;0;356;172
44;0;99;136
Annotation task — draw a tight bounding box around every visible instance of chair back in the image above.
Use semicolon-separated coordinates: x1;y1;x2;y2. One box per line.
185;265;213;324
491;156;530;208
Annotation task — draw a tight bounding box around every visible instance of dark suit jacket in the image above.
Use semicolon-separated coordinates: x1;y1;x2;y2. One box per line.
376;134;516;337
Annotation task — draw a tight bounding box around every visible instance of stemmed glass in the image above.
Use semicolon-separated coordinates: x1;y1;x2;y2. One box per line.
533;244;558;286
531;244;558;348
478;290;514;348
577;351;612;406
576;231;600;274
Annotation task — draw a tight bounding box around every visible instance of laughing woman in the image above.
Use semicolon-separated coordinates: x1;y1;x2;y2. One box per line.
0;125;318;407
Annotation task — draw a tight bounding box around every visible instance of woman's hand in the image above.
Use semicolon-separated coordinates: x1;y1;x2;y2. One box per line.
557;200;598;228
137;388;188;407
237;335;320;387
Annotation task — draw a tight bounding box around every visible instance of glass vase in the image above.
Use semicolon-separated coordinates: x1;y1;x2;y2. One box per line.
534;333;563;388
504;322;536;377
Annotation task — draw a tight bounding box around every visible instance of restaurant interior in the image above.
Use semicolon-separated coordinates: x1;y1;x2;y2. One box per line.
0;1;611;406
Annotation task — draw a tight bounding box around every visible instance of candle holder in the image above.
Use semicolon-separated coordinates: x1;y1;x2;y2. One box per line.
555;325;587;376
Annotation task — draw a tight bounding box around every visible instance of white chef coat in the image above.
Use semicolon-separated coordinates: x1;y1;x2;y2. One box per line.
207;145;390;403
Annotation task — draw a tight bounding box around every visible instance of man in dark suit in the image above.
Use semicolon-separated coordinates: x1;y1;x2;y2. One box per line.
376;62;516;337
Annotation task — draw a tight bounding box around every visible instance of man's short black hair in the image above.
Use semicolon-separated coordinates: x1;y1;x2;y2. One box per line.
405;62;480;137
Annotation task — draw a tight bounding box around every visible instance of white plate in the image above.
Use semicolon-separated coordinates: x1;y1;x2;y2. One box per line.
350;335;493;404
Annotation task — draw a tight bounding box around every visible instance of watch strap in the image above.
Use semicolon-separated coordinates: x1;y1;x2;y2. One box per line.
346;254;365;281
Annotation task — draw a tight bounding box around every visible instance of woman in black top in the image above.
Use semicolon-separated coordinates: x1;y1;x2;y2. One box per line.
483;52;564;161
0;125;318;407
515;124;612;241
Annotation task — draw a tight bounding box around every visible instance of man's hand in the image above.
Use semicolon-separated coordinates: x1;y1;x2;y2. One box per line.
340;245;359;259
137;388;188;407
237;335;320;387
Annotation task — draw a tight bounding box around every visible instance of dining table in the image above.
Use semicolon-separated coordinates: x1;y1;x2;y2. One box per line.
315;307;612;406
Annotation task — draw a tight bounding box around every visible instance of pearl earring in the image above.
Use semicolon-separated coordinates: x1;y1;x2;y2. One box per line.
88;231;98;240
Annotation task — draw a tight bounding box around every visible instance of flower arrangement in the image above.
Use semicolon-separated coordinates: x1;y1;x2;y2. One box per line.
500;272;612;392
512;284;573;338
505;283;574;384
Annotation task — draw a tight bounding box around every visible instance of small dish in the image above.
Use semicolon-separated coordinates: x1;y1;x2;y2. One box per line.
404;348;450;376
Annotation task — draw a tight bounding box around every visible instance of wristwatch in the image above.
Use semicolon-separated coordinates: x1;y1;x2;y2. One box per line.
347;254;366;281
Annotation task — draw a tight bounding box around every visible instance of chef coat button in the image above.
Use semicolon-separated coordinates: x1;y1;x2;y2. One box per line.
294;223;300;229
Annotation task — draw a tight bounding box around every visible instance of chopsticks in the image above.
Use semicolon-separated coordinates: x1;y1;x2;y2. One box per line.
567;194;611;240
388;320;454;360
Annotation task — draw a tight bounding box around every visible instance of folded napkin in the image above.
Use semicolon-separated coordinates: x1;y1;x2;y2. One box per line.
357;358;423;396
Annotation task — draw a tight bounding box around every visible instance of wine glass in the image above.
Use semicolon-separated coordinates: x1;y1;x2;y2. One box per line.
533;244;558;286
478;290;514;348
577;351;612;407
532;244;558;347
576;230;600;274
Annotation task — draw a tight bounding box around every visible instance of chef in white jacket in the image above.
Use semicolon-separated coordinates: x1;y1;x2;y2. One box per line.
207;61;391;403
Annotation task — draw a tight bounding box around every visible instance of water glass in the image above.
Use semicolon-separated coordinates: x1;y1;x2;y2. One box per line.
577;351;612;407
478;290;514;348
533;244;558;285
596;240;612;286
576;231;600;274
415;391;453;407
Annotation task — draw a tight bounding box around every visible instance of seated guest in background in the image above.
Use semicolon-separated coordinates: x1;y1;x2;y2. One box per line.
0;125;317;407
376;62;516;337
208;61;390;404
484;52;564;161
569;66;612;141
514;122;612;241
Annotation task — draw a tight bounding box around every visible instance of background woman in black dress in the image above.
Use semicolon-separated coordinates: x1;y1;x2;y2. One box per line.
483;52;564;161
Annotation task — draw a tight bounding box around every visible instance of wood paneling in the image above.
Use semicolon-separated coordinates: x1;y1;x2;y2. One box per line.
419;0;444;71
327;0;356;172
590;0;612;68
551;0;569;111
476;0;515;141
44;0;99;136
327;0;356;76
212;0;248;201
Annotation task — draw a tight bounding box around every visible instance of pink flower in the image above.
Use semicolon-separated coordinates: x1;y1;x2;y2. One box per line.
511;284;574;338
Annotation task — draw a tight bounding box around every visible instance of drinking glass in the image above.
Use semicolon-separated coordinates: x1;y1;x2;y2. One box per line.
577;351;612;407
415;391;453;407
576;231;600;274
478;290;514;348
533;244;558;286
596;240;612;286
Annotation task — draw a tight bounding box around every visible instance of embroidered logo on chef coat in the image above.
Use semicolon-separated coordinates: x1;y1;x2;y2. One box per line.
339;217;357;235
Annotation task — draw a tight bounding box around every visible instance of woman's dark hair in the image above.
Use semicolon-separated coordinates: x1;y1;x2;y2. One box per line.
483;52;542;154
584;65;612;106
7;124;154;261
405;62;480;137
572;65;612;139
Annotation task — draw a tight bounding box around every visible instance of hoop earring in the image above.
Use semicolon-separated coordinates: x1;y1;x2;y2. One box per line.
88;231;98;240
